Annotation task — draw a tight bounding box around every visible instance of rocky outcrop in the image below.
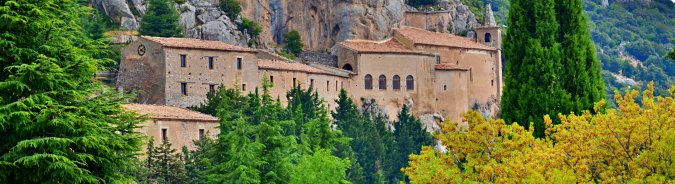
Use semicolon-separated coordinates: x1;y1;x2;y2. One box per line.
444;0;479;34
239;0;406;51
92;0;249;46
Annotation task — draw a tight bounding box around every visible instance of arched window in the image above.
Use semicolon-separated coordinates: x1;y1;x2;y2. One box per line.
406;75;414;91
379;75;387;90
485;33;492;43
364;74;372;90
393;75;401;90
343;64;353;71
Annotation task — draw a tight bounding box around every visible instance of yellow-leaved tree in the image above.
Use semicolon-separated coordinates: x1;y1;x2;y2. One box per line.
403;83;674;183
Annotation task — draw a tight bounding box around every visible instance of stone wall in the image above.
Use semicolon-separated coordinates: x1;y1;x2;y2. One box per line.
404;11;452;33
299;51;338;67
139;119;219;151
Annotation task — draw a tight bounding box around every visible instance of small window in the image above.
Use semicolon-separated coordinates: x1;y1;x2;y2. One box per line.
293;78;297;87
335;80;338;91
310;79;314;87
236;58;242;69
327;81;330;92
406;75;414;91
181;82;188;96
485;33;492;43
364;74;373;90
492;80;494;86
209;84;215;94
270;76;274;83
161;128;168;141
242;84;246;91
199;129;205;141
444;85;447;91
180;54;187;67
436;55;441;64
379;75;387;90
208;57;214;69
393;75;401;90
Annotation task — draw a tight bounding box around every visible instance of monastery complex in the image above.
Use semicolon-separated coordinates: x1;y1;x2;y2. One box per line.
118;9;503;149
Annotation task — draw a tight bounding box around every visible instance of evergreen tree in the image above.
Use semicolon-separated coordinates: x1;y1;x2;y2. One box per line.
290;149;351;184
0;1;143;183
146;139;187;183
392;105;434;183
500;0;570;138
555;0;605;114
140;0;183;37
284;30;303;55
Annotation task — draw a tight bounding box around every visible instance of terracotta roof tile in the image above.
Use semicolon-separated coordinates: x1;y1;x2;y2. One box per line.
258;60;337;75
337;39;431;55
141;36;255;52
123;104;218;122
435;64;470;71
395;27;496;51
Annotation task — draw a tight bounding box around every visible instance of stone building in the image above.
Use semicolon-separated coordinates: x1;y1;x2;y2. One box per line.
123;104;219;151
117;8;502;127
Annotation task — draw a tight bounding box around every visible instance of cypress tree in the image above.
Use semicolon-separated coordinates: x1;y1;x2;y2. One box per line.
140;0;183;37
392;105;434;182
500;0;570;138
0;1;143;183
555;0;605;113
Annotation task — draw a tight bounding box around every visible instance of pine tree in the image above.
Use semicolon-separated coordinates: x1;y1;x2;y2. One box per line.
140;0;183;37
0;1;143;183
392;105;434;183
146;139;187;183
555;0;605;114
500;0;570;138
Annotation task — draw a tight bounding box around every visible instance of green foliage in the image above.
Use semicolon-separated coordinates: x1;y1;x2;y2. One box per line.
501;0;571;138
290;149;351;184
391;105;434;182
220;0;242;17
555;0;606;114
406;0;440;7
279;50;297;60
145;138;187;183
241;18;263;37
140;0;183;37
284;30;304;55
0;1;143;183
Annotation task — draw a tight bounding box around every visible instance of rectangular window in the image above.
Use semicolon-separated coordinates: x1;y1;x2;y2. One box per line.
326;81;330;92
236;58;242;70
491;80;494;86
310;79;314;87
242;84;246;91
270;76;274;83
470;68;473;82
209;84;215;93
293;78;297;87
335;80;338;91
181;82;188;96
208;57;214;69
180;54;187;67
199;129;205;141
161;128;168;141
436;55;441;64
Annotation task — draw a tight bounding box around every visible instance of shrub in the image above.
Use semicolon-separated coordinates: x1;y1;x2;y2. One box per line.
220;0;241;17
283;30;303;55
240;18;262;37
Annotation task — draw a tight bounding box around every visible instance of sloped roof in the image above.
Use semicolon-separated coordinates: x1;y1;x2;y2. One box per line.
258;59;340;76
337;39;432;56
435;64;470;71
395;27;496;51
123;104;218;122
141;36;255;52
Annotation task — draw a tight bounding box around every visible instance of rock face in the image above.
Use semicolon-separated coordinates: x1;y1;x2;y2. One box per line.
239;0;406;51
444;0;479;34
92;0;249;46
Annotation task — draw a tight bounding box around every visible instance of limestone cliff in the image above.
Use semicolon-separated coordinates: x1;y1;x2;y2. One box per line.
239;0;406;51
92;0;482;51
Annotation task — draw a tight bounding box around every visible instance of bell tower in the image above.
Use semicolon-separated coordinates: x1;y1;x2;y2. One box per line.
474;2;502;50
